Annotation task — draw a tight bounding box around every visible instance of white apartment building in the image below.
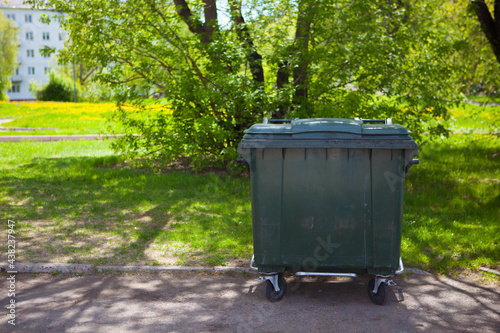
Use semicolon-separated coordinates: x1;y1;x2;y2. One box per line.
0;0;65;100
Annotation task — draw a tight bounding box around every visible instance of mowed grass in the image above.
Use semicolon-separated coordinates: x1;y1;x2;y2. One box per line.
0;140;252;266
0;101;498;277
0;101;123;135
403;133;499;274
445;103;500;133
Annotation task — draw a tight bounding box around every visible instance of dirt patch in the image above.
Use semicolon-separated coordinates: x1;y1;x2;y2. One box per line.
100;155;249;178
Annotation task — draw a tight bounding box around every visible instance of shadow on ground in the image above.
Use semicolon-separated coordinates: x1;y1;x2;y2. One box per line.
0;271;498;332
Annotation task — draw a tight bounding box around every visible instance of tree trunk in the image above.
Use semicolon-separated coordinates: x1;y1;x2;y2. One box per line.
202;0;218;41
275;61;290;119
292;0;311;108
229;0;264;83
172;0;207;40
496;1;500;40
472;0;500;64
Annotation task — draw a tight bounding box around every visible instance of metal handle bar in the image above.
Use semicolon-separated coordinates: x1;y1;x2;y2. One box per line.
356;118;393;124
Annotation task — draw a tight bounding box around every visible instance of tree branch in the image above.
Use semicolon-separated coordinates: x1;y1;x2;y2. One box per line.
172;0;206;37
106;76;146;85
172;0;219;44
81;67;95;85
110;50;166;89
310;62;351;103
144;2;209;87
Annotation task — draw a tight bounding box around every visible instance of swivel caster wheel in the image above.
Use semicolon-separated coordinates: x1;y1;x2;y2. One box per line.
265;274;287;302
368;277;387;305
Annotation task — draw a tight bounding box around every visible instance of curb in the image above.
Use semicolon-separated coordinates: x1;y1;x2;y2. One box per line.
0;262;433;276
0;262;258;275
0;134;125;142
404;267;431;276
0;127;58;132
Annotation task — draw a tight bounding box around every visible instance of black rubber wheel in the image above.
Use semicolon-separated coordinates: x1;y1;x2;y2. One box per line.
367;278;387;305
265;275;287;302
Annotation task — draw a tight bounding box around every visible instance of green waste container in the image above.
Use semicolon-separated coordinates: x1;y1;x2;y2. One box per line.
237;118;418;304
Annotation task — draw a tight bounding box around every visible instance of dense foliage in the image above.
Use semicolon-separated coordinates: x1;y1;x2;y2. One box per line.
29;0;473;167
0;11;18;100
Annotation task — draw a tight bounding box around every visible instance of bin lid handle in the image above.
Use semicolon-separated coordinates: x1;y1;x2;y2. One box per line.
355;118;393;125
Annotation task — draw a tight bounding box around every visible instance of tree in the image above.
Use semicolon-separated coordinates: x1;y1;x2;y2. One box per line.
471;0;500;63
0;11;18;100
28;0;462;167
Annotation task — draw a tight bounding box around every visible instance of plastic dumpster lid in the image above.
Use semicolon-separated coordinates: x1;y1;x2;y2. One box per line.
292;118;363;135
244;118;411;137
239;118;418;150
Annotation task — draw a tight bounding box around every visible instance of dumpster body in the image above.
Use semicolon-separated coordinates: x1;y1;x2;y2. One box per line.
237;118;418;304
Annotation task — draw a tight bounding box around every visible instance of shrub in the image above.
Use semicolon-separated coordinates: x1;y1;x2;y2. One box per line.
36;71;79;102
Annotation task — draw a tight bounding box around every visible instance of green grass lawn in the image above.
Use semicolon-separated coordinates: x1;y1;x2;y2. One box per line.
0;101;123;135
0;101;498;279
403;134;499;274
445;103;500;134
0;140;252;266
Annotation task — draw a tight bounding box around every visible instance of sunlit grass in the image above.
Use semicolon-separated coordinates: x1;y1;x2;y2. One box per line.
0;101;123;135
403;134;499;273
445;103;500;133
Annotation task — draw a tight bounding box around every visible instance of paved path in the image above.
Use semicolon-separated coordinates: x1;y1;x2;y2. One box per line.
466;100;500;106
0;119;15;125
0;118;125;141
0;270;498;332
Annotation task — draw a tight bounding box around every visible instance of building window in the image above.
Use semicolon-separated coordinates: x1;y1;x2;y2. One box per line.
44;67;50;74
41;51;50;58
15;67;19;75
7;14;16;20
28;67;35;75
26;32;33;40
43;32;50;41
25;15;32;23
27;49;35;57
59;32;64;41
8;84;21;93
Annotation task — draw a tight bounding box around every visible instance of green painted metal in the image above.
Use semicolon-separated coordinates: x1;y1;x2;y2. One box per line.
238;118;418;275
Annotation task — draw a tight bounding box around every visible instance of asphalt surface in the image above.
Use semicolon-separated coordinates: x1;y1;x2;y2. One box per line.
0;269;498;333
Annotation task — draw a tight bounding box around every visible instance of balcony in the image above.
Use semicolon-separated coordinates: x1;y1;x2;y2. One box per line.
10;75;23;82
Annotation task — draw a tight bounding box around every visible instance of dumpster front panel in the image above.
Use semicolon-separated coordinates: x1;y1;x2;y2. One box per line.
368;148;406;275
238;118;418;276
250;148;284;272
281;148;371;271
